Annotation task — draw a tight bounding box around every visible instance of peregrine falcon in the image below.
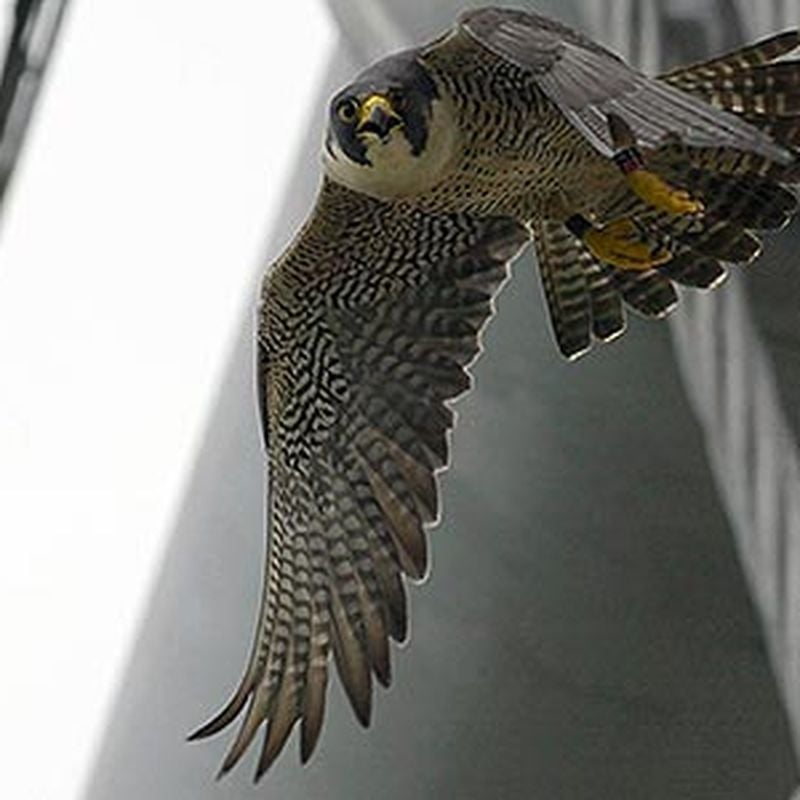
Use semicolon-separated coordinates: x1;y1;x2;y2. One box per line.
189;7;800;777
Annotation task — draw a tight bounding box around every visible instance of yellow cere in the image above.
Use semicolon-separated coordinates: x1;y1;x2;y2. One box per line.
358;94;398;127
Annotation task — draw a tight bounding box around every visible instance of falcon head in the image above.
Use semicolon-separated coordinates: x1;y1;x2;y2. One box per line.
322;51;459;198
327;52;437;165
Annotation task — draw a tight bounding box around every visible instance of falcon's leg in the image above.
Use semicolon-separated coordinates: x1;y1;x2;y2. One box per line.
614;146;704;215
565;213;670;272
608;113;705;216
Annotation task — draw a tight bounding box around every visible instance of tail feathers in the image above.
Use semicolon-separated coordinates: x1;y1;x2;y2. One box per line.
680;222;762;264
531;219;592;358
608;268;678;319
662;30;800;83
700;174;797;230
667;165;799;230
660;251;727;289
659;31;800;162
643;205;765;264
532;219;689;358
667;61;800;118
531;213;761;358
584;258;626;342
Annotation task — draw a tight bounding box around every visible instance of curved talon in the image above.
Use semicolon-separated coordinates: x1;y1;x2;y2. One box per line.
567;215;671;271
607;114;704;217
626;169;705;215
585;219;671;271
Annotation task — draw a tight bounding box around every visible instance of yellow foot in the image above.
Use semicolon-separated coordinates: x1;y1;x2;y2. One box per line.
581;218;672;271
607;115;704;216
626;169;705;216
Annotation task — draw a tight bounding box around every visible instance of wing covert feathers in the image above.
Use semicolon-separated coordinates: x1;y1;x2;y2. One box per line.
460;7;793;162
189;180;528;777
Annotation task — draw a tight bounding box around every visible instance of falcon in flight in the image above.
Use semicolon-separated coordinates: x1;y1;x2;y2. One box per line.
190;7;800;777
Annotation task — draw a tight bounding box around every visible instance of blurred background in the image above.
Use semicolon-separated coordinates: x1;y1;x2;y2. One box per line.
0;2;798;798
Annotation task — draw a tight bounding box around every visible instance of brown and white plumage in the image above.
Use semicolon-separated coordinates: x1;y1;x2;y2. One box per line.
190;7;800;777
190;181;528;776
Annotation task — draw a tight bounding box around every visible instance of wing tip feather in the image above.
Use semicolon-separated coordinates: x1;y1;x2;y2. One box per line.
187;681;253;742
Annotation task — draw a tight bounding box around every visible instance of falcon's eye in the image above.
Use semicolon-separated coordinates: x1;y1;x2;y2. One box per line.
336;98;359;124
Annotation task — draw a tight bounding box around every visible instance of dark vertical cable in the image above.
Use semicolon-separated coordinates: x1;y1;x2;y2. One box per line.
0;0;69;216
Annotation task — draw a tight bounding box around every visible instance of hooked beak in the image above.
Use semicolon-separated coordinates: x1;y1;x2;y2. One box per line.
357;94;402;140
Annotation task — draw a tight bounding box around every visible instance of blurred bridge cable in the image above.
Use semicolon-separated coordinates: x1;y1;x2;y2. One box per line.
0;0;69;218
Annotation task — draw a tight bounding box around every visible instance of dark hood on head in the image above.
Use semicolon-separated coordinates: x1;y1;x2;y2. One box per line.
329;49;440;163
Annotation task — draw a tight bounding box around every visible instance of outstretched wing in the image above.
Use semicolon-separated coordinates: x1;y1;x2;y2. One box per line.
189;179;528;777
459;7;791;163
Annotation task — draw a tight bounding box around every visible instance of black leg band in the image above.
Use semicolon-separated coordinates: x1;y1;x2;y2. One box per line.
613;146;645;174
565;213;593;239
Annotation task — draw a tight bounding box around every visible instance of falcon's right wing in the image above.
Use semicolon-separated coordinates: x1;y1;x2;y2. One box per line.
459;7;792;162
476;11;800;359
189;179;528;777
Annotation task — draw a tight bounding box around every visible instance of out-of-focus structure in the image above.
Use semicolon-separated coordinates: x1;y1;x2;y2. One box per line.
0;0;68;216
3;1;796;798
